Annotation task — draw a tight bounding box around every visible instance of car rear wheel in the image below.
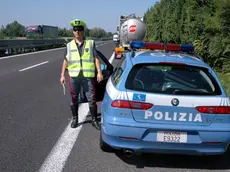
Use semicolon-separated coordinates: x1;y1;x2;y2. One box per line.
100;131;114;152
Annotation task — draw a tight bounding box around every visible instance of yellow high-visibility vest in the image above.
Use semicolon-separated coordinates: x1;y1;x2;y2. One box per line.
66;39;95;77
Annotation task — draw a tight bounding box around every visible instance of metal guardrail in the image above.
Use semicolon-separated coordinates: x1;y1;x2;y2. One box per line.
0;37;112;56
0;39;66;50
0;37;112;49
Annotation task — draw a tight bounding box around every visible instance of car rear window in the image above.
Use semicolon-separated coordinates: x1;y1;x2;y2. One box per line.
125;64;222;95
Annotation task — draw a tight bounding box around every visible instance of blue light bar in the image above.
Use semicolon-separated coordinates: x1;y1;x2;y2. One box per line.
130;41;194;52
130;41;145;49
180;44;194;52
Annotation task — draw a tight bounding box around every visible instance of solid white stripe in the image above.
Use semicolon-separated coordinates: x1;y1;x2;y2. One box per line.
109;52;115;64
38;103;89;172
18;61;49;71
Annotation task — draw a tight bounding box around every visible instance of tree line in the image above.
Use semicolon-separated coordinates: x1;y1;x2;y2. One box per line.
0;21;113;39
58;27;113;38
143;0;230;72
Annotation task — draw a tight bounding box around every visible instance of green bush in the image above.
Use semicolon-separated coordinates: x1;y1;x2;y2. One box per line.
217;72;230;97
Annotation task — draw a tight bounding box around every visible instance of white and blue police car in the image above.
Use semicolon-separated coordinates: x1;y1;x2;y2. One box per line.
99;41;230;157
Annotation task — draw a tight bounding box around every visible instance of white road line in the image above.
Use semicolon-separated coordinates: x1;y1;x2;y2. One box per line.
96;43;107;48
18;61;49;72
109;52;115;63
38;103;89;172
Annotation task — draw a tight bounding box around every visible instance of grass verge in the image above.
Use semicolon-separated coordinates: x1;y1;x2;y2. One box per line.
216;72;230;97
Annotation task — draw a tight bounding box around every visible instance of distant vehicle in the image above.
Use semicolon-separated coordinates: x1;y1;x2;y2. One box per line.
25;25;58;39
113;34;118;42
99;41;230;158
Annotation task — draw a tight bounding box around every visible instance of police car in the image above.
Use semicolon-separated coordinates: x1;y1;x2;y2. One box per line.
97;41;230;157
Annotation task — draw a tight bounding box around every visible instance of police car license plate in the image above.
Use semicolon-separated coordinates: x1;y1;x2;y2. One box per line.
156;131;187;143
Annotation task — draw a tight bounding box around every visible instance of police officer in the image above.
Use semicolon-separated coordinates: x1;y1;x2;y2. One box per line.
60;19;103;130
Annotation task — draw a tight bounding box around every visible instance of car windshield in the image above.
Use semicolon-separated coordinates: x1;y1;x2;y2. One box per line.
125;64;222;95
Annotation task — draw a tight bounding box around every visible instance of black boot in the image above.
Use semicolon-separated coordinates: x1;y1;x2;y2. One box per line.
90;106;101;130
70;104;78;128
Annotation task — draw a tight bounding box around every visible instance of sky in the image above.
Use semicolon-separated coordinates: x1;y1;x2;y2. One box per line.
0;0;159;32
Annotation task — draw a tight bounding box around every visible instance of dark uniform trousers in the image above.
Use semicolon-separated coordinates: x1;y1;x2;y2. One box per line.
68;70;96;107
67;70;100;130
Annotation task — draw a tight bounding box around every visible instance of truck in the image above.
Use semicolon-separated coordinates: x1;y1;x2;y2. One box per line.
25;25;58;39
117;14;147;48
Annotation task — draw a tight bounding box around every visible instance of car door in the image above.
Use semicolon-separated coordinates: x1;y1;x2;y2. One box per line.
78;50;114;103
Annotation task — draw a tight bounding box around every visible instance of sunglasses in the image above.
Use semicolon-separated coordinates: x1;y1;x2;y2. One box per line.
73;26;84;31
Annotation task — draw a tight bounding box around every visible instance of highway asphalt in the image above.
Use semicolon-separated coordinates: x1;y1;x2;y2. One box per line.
0;40;229;172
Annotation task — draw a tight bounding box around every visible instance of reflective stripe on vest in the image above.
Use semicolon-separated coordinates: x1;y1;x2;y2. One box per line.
66;39;95;77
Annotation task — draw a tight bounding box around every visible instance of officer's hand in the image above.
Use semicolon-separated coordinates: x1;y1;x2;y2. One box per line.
60;75;65;84
97;71;103;82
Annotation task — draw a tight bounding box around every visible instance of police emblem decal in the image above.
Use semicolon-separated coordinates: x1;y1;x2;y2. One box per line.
171;98;179;106
132;93;146;102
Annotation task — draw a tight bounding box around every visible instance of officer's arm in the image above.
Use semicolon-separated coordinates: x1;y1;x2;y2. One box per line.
61;48;68;76
61;59;68;77
95;57;102;73
93;42;102;73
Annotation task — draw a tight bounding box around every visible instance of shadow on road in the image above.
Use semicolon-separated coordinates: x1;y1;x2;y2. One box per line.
115;150;230;170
